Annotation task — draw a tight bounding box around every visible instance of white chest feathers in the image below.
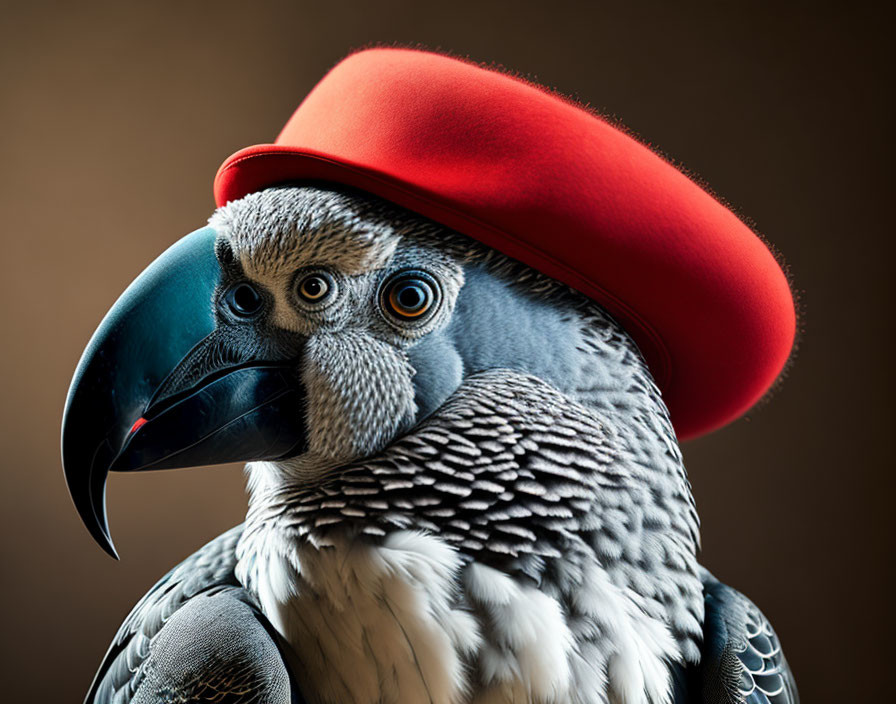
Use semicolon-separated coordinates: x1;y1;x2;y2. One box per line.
240;530;678;704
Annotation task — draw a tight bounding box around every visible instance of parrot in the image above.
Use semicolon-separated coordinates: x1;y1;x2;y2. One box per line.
63;184;798;704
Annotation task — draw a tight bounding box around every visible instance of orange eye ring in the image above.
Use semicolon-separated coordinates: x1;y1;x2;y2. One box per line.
381;271;439;321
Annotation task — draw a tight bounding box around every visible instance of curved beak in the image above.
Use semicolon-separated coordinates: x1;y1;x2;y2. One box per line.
62;228;307;558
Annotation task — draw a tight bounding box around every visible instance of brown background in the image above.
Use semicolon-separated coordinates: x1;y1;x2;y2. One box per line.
1;2;892;702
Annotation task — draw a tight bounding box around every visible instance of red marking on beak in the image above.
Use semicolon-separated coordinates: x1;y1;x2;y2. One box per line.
129;417;148;435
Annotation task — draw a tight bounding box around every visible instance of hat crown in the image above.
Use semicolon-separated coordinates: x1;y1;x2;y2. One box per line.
215;47;796;439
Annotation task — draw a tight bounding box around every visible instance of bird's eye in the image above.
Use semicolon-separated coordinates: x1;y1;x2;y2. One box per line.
225;283;263;318
381;271;439;321
296;271;335;304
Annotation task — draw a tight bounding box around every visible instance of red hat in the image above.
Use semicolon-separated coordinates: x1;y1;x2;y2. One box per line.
214;48;796;440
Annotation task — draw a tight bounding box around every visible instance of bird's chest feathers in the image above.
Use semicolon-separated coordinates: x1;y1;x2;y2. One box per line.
242;529;478;704
239;525;677;704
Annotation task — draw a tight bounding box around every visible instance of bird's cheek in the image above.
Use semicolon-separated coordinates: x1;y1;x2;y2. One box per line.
301;331;417;462
407;332;464;421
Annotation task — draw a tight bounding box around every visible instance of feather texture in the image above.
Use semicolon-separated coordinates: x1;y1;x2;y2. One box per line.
238;370;701;703
86;526;298;704
82;185;797;703
696;569;798;704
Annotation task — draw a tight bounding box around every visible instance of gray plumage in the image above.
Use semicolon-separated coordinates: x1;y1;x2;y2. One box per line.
89;530;796;704
84;185;797;704
87;527;298;704
694;569;798;704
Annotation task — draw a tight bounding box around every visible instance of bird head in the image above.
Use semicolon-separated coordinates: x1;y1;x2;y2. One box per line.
63;184;655;557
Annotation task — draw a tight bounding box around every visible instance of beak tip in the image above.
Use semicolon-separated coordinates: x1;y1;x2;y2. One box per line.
89;504;120;560
82;506;120;560
104;542;121;561
62;453;120;559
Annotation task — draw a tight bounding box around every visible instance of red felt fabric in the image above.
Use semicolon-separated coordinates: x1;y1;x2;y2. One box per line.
214;48;796;439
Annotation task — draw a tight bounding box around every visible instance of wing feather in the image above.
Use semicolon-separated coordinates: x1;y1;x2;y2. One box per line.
696;568;799;704
86;525;301;704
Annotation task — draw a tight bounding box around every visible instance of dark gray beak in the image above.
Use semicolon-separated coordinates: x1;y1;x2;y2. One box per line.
61;227;307;558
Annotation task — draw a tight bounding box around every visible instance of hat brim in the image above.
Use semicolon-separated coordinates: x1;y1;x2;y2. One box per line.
213;49;796;440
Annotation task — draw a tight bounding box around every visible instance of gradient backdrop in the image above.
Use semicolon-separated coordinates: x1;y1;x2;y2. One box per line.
1;2;892;702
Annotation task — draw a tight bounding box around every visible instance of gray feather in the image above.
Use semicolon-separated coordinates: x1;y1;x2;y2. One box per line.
84;184;797;703
87;526;299;704
694;569;799;704
241;368;702;700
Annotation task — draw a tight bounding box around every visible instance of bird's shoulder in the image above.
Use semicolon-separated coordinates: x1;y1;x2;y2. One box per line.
682;568;799;704
86;524;299;704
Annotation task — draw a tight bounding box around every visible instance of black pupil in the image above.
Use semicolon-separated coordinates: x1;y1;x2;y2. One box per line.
231;284;261;315
397;284;425;310
304;278;323;297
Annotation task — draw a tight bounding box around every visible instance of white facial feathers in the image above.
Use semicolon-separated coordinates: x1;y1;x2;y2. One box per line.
209;186;465;473
302;330;417;463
